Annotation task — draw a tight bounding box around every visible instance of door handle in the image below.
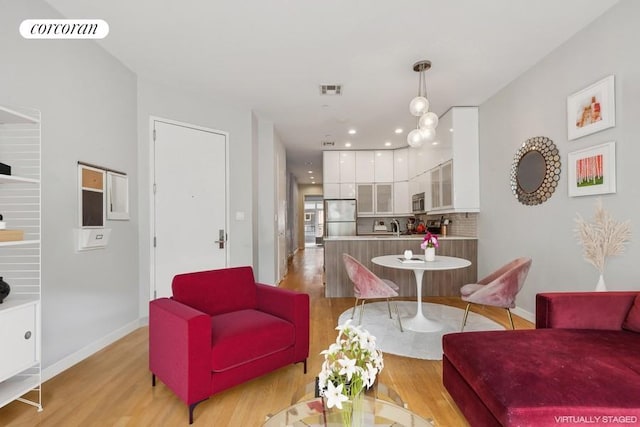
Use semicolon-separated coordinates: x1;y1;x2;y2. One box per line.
214;229;226;249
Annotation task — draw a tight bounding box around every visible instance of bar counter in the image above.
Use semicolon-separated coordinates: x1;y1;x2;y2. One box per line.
323;235;477;298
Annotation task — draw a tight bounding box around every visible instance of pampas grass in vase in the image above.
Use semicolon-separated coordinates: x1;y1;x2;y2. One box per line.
574;198;631;291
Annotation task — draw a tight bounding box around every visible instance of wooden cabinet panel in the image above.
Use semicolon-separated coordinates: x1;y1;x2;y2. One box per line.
324;238;477;297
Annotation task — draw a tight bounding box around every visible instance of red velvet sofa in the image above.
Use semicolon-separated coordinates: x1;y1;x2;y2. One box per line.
443;292;640;426
149;266;309;423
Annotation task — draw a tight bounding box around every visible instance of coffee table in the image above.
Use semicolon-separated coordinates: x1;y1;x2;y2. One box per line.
371;254;471;332
263;395;434;426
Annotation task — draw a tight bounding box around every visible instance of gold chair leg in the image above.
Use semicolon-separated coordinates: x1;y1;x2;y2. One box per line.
394;301;403;332
358;300;367;325
386;298;392;319
506;308;515;330
461;303;471;332
351;298;359;319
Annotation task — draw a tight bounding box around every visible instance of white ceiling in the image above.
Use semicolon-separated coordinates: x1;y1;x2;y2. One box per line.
45;0;619;184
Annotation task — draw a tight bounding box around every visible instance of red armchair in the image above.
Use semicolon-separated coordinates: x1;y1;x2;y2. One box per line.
149;266;309;424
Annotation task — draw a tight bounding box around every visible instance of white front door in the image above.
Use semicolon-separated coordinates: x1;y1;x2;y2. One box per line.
152;119;228;299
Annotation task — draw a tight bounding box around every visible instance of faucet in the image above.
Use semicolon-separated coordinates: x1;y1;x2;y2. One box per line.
391;219;400;237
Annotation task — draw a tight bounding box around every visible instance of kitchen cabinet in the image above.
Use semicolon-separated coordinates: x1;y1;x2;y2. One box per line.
393;148;409;182
429;107;479;213
0;105;42;413
393;181;410;215
323;151;355;199
338;151;356;183
375;183;393;215
374;151;394;183
323;151;340;183
323;183;339;199
324;183;355;199
325;148;412;215
355;151;374;183
430;160;453;209
356;183;393;216
356;184;374;214
340;183;356;199
406;107;478;213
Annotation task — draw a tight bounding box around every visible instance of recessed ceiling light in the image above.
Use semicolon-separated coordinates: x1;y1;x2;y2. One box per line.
394;128;403;134
345;142;352;147
307;170;313;174
311;181;316;184
310;176;314;180
449;128;454;132
384;141;392;147
376;152;382;156
432;141;439;146
348;129;356;135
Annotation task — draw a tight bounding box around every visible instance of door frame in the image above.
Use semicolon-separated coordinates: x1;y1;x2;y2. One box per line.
148;116;230;299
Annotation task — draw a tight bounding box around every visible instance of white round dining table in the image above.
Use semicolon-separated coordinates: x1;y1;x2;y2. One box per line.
371;254;472;332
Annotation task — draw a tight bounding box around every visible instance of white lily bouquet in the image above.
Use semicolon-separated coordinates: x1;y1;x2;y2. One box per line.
318;320;383;413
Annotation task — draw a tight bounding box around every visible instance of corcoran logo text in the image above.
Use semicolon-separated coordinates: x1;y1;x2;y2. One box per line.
20;19;109;39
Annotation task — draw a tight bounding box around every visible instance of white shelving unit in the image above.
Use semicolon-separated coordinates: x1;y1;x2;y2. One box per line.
0;105;42;412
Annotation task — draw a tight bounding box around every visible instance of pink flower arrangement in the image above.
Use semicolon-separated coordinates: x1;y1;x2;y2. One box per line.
420;232;439;250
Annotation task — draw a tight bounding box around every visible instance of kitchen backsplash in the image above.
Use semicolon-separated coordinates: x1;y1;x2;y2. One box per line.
426;212;478;237
356;212;477;236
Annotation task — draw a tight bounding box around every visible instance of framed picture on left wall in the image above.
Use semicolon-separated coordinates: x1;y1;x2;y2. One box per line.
567;141;616;197
567;75;615;141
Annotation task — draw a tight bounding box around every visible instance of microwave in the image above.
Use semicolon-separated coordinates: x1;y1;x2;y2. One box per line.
412;192;425;213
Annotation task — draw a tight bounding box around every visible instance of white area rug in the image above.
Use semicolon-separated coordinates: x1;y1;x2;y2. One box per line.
337;301;504;360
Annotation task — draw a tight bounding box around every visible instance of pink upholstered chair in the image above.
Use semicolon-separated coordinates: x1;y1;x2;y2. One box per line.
460;257;532;331
342;253;403;332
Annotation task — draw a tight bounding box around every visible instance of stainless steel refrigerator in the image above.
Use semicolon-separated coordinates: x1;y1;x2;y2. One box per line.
324;199;357;237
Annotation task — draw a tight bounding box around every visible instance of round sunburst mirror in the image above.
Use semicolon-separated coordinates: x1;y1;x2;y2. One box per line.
510;136;561;205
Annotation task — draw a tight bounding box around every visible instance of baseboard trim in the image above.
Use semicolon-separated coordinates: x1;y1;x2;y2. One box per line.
42;318;145;382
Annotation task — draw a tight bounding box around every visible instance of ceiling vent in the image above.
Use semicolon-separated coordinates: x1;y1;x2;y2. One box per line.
319;85;342;95
321;141;335;147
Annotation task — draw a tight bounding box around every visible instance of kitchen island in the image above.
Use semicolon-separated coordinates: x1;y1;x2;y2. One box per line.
323;235;477;298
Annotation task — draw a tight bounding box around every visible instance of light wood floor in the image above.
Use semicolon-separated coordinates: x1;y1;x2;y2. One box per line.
0;247;533;426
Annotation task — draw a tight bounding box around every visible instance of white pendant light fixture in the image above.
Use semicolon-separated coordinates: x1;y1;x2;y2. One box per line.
407;60;438;148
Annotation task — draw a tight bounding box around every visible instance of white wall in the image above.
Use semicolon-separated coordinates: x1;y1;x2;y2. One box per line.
255;116;287;284
137;79;255;315
0;0;139;368
257;118;276;283
479;0;640;317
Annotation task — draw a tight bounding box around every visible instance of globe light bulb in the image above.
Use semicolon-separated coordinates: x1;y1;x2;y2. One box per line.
421;127;436;142
409;96;429;117
419;112;439;129
407;128;424;147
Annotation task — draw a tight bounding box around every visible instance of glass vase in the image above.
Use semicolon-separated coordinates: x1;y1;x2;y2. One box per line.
424;247;436;262
341;391;364;427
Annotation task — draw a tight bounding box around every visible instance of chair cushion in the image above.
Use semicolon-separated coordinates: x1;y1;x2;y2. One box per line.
172;266;258;316
210;309;295;372
623;295;640;333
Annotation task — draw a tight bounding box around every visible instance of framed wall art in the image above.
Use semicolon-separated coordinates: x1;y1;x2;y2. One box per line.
567;75;615;141
567;141;616;197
